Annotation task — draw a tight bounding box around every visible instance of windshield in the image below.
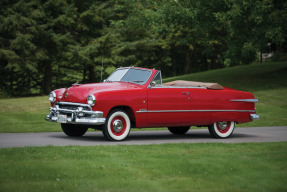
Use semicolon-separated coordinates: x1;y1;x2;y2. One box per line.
106;68;152;85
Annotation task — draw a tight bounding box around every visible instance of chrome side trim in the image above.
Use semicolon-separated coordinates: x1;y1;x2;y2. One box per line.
136;109;255;113
150;86;207;89
230;99;258;103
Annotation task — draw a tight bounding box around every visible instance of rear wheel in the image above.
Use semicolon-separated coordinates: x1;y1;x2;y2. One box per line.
102;109;131;141
168;126;190;134
61;124;88;137
208;121;235;138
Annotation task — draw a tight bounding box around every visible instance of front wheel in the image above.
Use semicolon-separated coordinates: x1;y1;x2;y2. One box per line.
168;126;190;134
208;121;235;138
102;109;131;141
61;124;88;137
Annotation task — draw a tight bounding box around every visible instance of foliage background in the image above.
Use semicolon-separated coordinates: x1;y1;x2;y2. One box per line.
0;0;286;97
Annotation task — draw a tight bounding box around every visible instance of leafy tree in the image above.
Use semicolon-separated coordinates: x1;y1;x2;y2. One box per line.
0;0;286;97
0;0;112;96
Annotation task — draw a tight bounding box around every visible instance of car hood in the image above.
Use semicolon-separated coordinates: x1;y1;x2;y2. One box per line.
60;82;141;103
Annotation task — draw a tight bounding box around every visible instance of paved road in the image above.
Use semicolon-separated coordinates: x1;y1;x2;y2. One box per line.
0;126;286;148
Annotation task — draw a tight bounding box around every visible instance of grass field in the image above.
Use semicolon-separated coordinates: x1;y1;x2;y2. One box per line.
0;61;286;133
0;142;286;192
0;96;59;132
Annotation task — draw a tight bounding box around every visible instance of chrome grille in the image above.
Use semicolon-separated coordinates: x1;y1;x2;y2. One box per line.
55;102;92;111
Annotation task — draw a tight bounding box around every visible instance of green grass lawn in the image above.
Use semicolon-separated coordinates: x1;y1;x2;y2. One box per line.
0;142;286;192
0;96;59;133
0;61;286;133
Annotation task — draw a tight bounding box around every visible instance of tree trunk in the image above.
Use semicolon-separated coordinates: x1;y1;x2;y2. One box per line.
9;67;14;95
170;47;177;76
184;49;191;74
260;49;263;63
88;65;96;83
82;68;86;83
210;57;215;69
43;62;52;95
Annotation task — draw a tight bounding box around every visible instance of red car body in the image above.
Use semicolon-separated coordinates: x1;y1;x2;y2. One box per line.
46;67;259;141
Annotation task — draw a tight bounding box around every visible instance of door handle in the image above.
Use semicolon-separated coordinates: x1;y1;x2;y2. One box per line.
182;92;190;95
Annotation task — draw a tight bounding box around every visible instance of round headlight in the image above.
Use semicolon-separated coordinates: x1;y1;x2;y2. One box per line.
87;95;96;106
49;91;56;103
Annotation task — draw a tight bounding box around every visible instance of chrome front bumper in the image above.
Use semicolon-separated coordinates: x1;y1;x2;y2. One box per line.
45;102;106;125
250;114;260;120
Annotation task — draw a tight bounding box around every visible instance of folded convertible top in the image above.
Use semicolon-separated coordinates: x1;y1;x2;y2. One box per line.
163;80;224;90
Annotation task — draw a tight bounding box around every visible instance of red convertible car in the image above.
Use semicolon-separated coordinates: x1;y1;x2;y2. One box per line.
45;67;259;141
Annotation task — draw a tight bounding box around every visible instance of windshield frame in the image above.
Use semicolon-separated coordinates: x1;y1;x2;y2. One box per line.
106;67;153;85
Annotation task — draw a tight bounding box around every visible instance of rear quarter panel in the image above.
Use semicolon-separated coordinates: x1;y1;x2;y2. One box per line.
189;88;255;125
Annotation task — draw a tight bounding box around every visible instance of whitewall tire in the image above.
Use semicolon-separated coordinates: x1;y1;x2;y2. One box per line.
102;109;131;141
208;121;235;138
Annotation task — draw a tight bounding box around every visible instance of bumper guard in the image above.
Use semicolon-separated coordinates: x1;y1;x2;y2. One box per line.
45;102;106;125
250;114;260;120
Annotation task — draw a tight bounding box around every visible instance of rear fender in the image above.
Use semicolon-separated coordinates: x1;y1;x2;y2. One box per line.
211;112;251;124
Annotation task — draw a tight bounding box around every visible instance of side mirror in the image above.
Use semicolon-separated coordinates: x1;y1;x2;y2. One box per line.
103;79;107;82
151;81;156;86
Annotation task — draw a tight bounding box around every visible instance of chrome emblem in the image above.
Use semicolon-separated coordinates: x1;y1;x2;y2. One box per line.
65;93;68;98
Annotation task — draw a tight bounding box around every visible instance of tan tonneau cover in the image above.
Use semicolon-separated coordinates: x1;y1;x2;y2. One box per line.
163;80;224;90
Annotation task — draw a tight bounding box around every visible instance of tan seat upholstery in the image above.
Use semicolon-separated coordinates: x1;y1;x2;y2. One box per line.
163;80;224;90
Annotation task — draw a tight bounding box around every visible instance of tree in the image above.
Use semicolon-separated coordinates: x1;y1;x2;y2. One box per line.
0;0;286;97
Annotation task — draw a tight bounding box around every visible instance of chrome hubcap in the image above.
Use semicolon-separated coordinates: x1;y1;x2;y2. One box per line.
218;121;228;130
113;119;123;133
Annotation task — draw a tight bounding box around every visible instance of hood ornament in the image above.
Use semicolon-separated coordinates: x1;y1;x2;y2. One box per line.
72;82;81;86
65;92;68;98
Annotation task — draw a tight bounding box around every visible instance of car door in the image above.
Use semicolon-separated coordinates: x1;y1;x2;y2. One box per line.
147;87;190;126
188;88;213;125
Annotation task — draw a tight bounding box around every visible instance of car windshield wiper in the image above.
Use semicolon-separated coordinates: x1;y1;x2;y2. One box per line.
131;80;144;83
104;79;118;82
120;80;143;84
